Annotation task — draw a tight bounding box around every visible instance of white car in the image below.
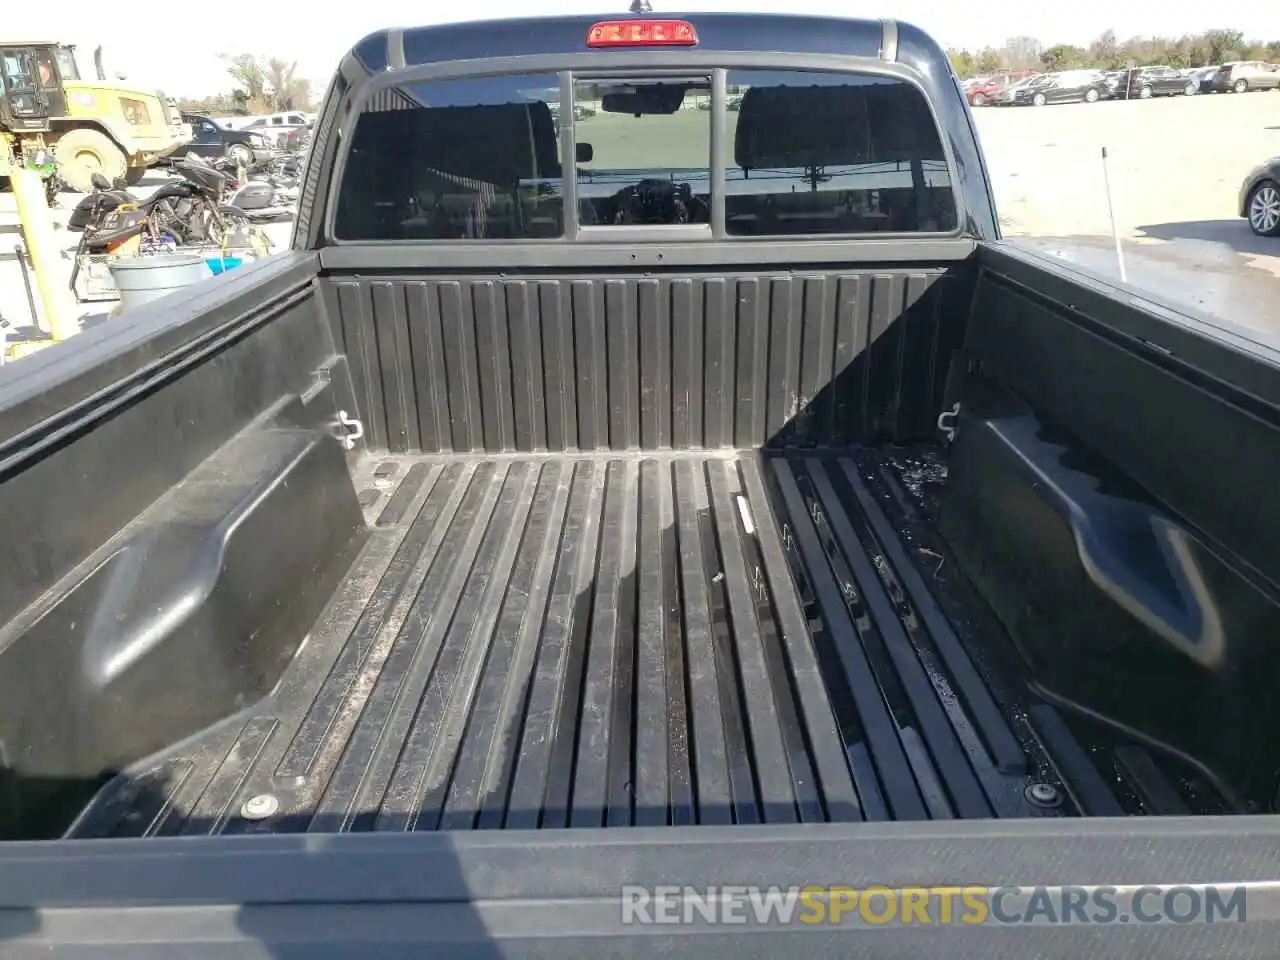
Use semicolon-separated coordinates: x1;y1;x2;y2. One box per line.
243;111;313;131
240;112;312;147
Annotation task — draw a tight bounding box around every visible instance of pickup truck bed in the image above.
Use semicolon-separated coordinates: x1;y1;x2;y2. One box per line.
6;13;1280;955
0;247;1268;853
71;443;1202;838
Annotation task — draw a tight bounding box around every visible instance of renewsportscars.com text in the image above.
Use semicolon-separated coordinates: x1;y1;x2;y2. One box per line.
621;884;1249;926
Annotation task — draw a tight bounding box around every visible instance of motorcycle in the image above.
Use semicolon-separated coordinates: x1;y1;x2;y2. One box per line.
65;173;134;234
202;154;297;224
156;156;254;245
67;172;186;299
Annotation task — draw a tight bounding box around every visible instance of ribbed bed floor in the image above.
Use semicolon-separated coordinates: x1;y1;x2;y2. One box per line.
70;450;1199;838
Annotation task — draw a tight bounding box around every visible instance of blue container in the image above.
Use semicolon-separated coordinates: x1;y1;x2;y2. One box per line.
206;256;244;275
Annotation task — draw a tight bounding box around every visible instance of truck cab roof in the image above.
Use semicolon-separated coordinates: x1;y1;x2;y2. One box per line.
345;13;943;77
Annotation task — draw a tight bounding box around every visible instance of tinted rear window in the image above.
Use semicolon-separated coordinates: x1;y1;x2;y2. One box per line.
334;73;564;241
332;68;956;240
574;77;712;227
725;70;956;235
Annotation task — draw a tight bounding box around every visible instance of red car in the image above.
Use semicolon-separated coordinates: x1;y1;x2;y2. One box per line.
282;123;314;154
965;70;1037;106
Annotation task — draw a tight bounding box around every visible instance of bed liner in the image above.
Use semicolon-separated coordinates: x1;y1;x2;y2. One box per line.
70;449;1213;838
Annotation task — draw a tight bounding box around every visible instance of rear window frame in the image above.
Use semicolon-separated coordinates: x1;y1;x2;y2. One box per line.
324;55;967;245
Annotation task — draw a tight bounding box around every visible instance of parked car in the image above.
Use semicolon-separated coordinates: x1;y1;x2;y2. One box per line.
243;111;314;130
281;122;313;154
242;111;313;148
1210;61;1280;93
1241;157;1280;237
1099;70;1127;98
1123;65;1192;99
1184;65;1220;95
1012;69;1108;105
965;70;1036;106
992;73;1044;105
177;113;274;167
550;102;598;121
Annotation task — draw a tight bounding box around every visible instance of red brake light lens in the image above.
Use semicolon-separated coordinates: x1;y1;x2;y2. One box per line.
586;20;699;47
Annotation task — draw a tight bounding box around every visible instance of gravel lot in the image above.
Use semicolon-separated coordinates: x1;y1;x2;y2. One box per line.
2;90;1278;347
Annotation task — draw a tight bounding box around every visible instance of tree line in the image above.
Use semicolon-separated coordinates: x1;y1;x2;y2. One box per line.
948;29;1280;77
177;54;315;116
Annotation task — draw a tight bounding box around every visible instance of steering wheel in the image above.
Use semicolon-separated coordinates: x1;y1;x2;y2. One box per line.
613;178;703;225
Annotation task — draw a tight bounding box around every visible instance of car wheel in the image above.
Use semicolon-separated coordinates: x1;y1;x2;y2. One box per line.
1247;180;1280;237
971;93;988;106
1233;79;1248;93
226;143;253;167
1184;81;1197;96
1084;88;1100;103
1032;92;1047;106
1139;85;1153;99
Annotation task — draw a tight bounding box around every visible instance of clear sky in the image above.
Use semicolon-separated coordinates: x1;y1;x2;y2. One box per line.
9;0;1280;97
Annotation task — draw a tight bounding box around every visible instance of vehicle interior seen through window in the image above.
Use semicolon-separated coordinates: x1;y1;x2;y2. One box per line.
333;69;958;240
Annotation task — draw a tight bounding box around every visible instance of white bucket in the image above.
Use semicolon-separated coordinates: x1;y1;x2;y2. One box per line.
107;254;213;314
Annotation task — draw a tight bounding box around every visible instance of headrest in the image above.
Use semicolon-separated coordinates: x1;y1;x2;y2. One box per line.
358;97;561;185
733;81;944;170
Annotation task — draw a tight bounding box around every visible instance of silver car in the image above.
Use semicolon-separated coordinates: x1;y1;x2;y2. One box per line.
1240;157;1280;237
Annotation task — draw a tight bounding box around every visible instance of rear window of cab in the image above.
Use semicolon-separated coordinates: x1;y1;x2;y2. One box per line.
333;69;958;241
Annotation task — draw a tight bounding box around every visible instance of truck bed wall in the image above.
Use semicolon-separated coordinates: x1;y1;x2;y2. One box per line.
319;266;974;454
944;244;1280;811
0;256;369;838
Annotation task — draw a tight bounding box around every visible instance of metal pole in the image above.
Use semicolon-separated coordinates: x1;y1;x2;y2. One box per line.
14;244;38;330
1100;146;1127;284
9;167;78;340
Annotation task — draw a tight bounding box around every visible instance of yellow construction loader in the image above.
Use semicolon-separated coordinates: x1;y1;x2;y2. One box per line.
0;42;191;192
